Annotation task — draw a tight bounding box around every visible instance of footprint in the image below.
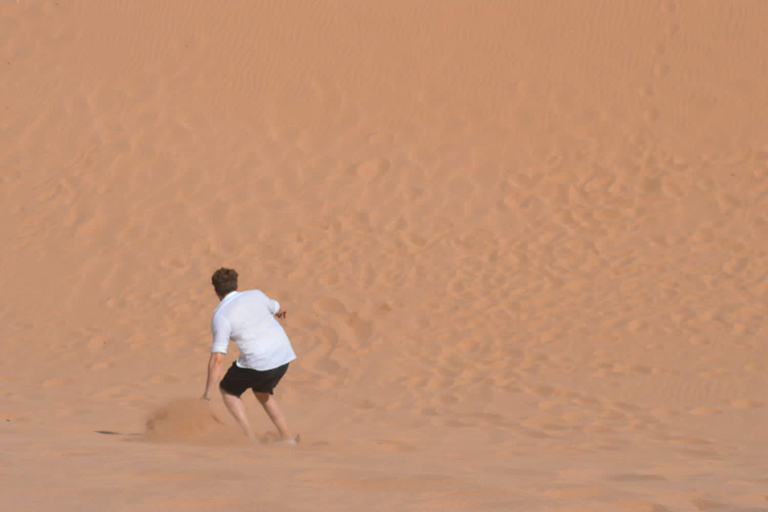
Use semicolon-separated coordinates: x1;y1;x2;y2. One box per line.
649;408;679;418
613;500;670;512
659;0;677;14
352;157;390;180
689;406;721;415
666;23;680;36
630;365;653;375
375;439;416;452
317;356;342;375
691;498;725;511
41;377;72;388
546;487;607;499
643;108;660;123
88;361;112;370
350;399;376;410
610;473;667;482
698;369;726;378
653;63;670;78
639;84;656;98
4;414;30;424
149;374;181;384
678;447;722;460
347;314;372;341
366;132;394;145
527;385;557;397
730;399;763;410
314;298;347;315
677;437;714;446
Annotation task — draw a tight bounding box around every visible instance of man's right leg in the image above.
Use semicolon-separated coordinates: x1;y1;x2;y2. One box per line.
221;389;256;440
254;391;293;441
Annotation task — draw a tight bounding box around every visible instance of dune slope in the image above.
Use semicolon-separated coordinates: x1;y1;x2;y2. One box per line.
2;1;768;510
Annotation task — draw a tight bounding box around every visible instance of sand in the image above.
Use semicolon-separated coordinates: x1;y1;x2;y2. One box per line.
2;1;768;510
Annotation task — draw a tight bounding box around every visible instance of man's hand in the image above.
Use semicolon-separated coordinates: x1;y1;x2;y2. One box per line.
275;311;287;320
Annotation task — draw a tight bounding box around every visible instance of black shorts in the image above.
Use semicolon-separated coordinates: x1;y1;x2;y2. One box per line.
219;362;289;397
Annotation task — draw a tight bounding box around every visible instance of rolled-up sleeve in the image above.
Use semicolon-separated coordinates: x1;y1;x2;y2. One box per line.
266;296;280;315
211;314;231;354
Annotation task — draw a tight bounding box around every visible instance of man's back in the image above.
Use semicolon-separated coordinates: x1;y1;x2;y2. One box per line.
211;290;296;371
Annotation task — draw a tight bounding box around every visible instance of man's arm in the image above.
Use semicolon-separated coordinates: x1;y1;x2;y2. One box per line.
202;352;225;401
204;313;230;400
266;295;286;319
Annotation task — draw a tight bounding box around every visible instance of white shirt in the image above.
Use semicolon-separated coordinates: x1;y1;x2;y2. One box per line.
211;290;297;371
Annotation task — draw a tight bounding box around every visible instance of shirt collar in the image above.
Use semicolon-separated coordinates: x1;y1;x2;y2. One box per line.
217;290;238;309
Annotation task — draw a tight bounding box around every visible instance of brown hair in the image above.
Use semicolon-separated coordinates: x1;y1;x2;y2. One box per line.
211;267;238;296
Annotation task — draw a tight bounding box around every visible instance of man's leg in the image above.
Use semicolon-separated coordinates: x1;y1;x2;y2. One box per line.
254;391;293;441
221;390;256;440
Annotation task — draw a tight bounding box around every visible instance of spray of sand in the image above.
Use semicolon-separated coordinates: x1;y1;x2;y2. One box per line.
143;398;243;445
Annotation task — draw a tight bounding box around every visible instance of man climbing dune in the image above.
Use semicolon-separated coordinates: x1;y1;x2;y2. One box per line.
201;267;298;445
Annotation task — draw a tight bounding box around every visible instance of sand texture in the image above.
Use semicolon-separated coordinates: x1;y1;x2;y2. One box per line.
3;1;768;510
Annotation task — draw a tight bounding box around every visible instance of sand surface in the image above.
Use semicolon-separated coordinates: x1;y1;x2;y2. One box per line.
3;1;768;510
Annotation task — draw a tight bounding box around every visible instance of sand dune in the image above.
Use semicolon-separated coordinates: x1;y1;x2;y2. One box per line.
2;1;768;510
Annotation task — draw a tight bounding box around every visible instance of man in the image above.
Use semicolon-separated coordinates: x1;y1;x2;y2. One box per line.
201;267;298;445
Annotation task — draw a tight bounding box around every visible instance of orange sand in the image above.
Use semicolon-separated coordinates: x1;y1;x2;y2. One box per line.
2;1;768;510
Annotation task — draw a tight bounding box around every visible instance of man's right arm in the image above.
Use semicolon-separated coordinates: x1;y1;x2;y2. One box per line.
203;314;230;400
202;352;224;401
